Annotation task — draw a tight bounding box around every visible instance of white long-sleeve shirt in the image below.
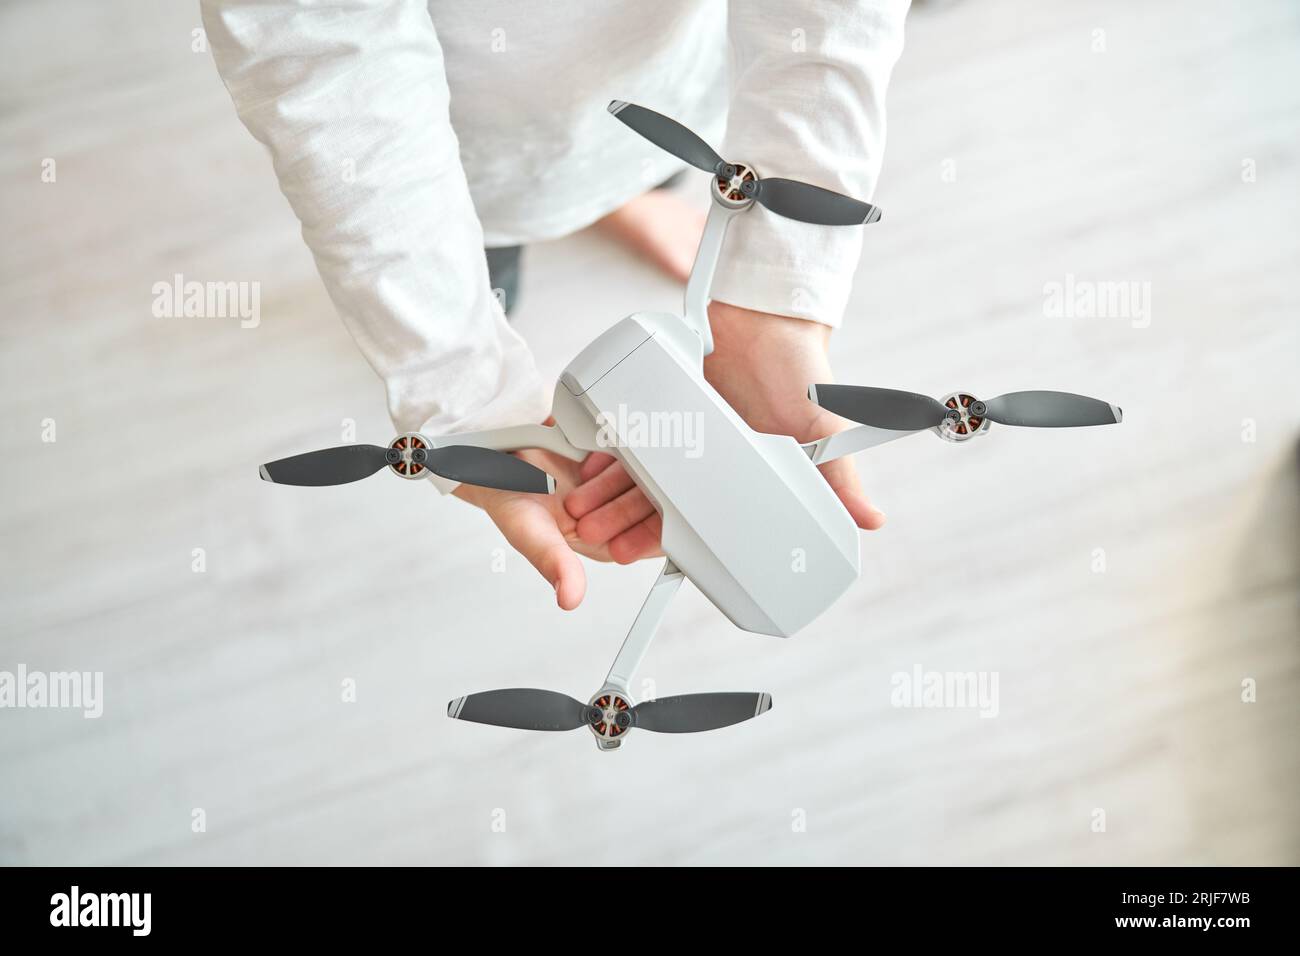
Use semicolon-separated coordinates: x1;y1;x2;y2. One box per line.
202;0;909;464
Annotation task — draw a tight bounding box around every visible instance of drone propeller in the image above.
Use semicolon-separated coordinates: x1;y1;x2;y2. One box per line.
447;688;773;735
810;385;1123;431
260;443;553;493
629;693;774;733
977;391;1124;428
607;101;728;177
608;101;880;227
260;444;397;487
448;689;591;732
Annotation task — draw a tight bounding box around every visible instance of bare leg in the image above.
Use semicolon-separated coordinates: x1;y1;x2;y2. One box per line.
594;188;706;283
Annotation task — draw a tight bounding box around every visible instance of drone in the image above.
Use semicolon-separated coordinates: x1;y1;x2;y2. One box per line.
260;101;1123;750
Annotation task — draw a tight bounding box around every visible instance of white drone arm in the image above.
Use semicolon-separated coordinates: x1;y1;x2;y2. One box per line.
683;201;742;358
428;423;586;462
602;559;685;695
802;424;915;465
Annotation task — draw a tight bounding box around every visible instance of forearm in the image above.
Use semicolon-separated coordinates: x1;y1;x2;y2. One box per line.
716;0;910;326
201;0;548;453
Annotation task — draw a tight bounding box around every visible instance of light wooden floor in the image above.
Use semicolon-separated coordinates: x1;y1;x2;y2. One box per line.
1;0;1296;865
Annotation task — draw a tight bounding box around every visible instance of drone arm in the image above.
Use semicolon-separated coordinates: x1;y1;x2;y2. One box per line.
603;559;685;695
802;424;916;465
683;202;742;359
429;423;586;462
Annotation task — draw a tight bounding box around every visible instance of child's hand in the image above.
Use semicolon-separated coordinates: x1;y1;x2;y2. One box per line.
453;448;614;610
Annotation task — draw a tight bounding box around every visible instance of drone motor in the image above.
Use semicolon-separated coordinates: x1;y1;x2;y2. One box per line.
587;691;633;749
388;432;430;478
714;162;758;208
935;391;989;443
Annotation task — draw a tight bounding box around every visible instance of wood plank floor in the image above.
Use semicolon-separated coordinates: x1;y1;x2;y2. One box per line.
0;0;1296;865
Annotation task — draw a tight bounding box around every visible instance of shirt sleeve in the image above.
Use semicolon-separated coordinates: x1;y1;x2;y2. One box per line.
713;0;910;327
200;0;550;492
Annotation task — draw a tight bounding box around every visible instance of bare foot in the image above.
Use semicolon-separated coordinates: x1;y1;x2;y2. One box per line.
594;188;706;283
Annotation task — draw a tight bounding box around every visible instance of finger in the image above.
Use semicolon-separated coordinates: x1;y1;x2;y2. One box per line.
565;459;636;520
609;513;664;565
579;451;618;483
494;498;588;609
818;458;886;531
576;484;657;546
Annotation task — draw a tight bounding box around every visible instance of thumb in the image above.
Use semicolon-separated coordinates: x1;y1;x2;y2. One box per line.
492;498;587;609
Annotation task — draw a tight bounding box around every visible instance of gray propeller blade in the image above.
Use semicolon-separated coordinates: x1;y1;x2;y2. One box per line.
607;100;881;227
749;177;881;226
631;692;772;734
259;444;394;486
422;445;554;494
447;689;591;732
608;100;726;175
981;391;1122;428
809;384;949;432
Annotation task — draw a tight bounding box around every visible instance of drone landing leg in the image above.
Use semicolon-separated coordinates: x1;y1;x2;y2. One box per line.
602;559;685;695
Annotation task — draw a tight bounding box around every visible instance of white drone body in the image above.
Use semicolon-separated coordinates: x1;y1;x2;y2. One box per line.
550;311;859;639
262;101;1122;749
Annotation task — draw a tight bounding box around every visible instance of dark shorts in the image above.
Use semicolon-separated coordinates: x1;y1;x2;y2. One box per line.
484;171;686;317
484;245;524;317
